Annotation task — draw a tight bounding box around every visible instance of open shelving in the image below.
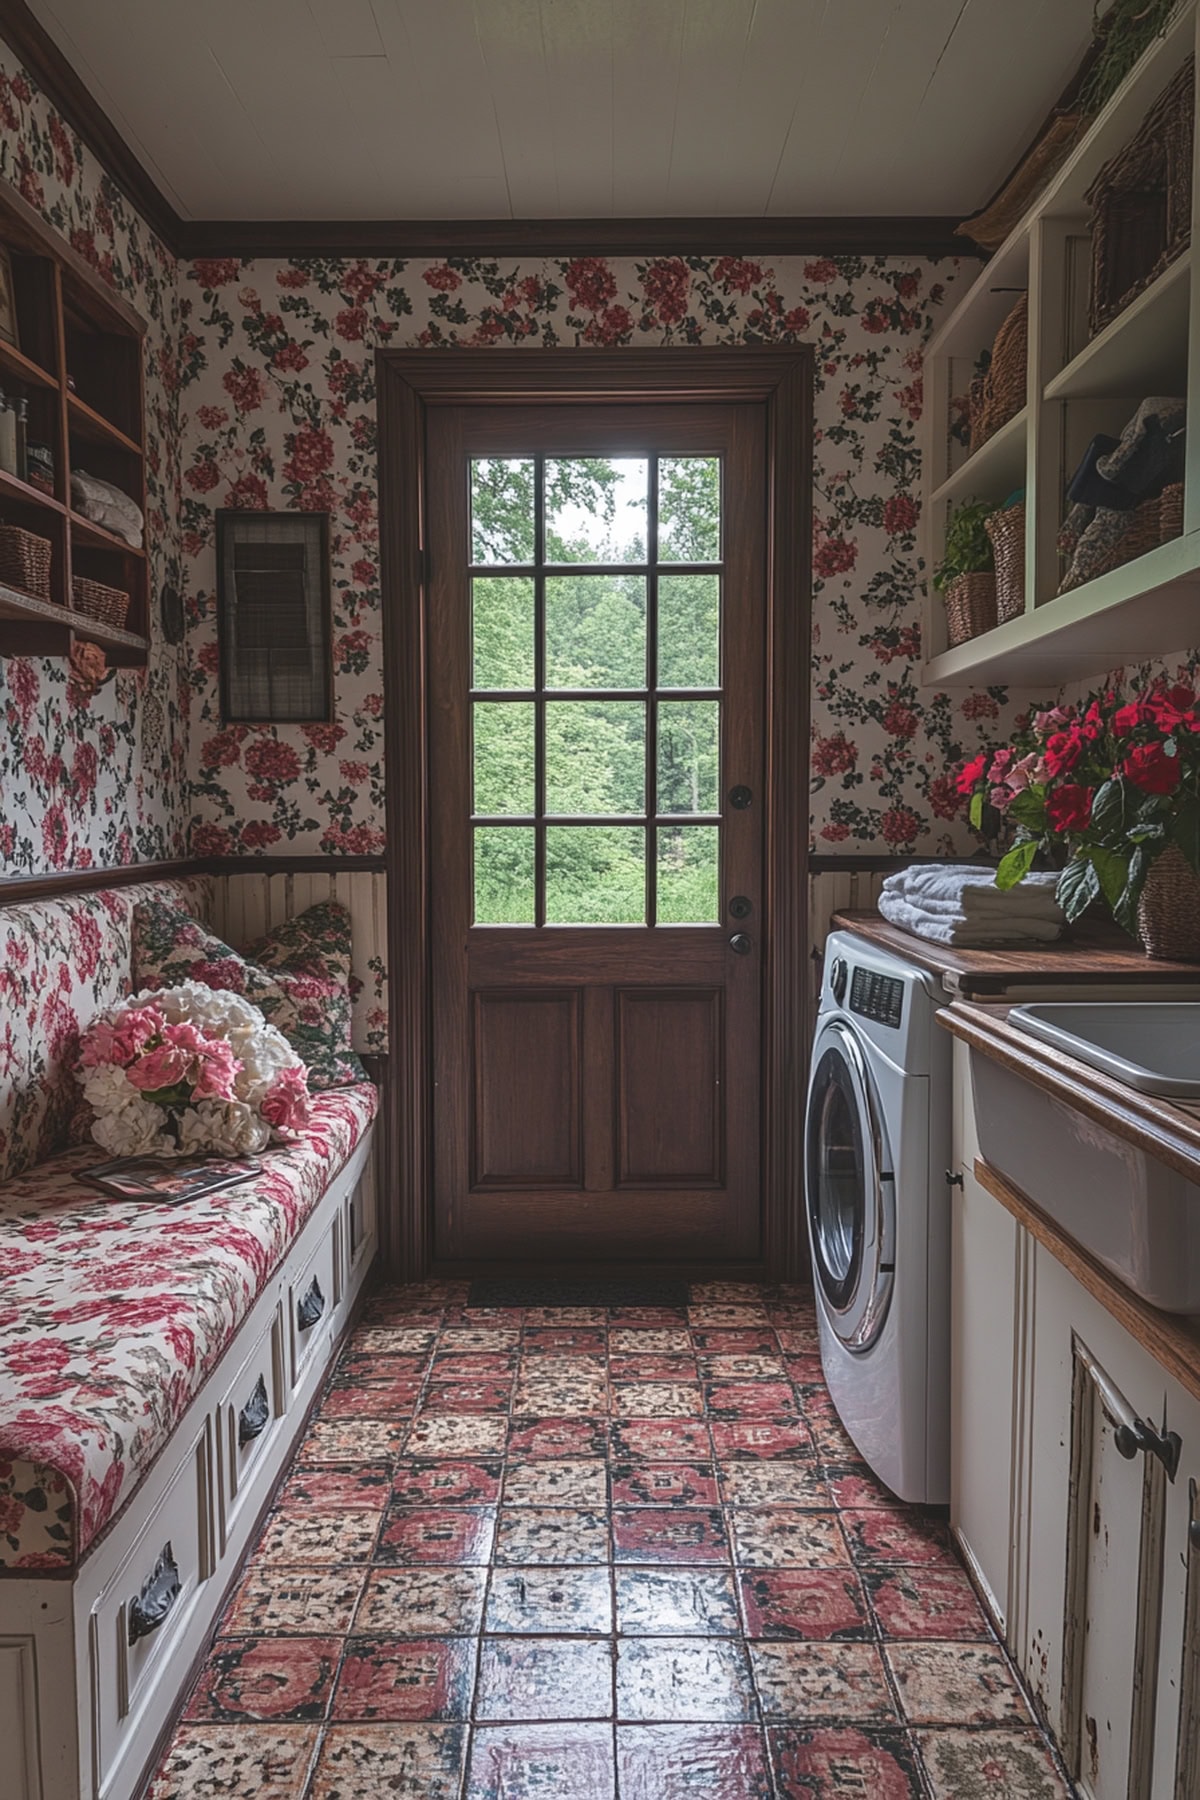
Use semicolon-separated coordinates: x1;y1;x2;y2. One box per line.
921;0;1200;688
0;177;148;667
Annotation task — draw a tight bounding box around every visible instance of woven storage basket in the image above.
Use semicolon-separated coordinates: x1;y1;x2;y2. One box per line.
1137;844;1200;962
969;294;1028;452
71;574;129;629
984;502;1025;624
0;525;53;602
943;571;997;646
1160;481;1184;542
1087;57;1194;336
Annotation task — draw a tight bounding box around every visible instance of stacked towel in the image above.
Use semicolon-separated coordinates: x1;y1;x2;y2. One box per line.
878;864;1065;948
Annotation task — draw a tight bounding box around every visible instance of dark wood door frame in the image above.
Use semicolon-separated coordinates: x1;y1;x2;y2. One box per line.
377;347;813;1282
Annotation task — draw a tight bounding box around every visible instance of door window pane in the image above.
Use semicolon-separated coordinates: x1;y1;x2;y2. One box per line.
474;827;535;923
657;700;719;814
471;459;535;564
658;456;721;562
546;825;645;923
545;457;648;563
546;701;645;815
545;574;646;689
658;575;720;689
474;702;535;815
473;576;535;689
657;825;719;923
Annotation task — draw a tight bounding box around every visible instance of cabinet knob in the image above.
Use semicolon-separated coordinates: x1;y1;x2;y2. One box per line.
945;1170;964;1189
1189;1519;1200;1552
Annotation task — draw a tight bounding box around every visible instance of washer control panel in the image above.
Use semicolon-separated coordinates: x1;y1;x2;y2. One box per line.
849;965;904;1029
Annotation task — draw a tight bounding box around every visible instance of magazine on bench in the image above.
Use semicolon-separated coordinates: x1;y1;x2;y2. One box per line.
74;1155;261;1203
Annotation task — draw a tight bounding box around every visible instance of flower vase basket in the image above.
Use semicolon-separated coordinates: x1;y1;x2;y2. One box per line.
944;571;997;646
1137;844;1200;961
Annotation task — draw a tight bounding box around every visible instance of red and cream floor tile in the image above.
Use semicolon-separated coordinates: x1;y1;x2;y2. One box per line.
150;1281;1077;1798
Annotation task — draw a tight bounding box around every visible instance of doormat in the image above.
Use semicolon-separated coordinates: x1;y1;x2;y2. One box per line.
467;1276;690;1308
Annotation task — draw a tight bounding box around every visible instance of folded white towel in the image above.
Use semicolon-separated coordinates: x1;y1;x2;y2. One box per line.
878;890;1065;947
882;864;1063;920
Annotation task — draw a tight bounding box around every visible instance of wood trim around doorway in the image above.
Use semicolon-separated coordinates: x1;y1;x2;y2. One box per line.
377;347;813;1281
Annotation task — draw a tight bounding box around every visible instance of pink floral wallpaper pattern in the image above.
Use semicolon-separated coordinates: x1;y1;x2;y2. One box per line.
0;48;189;876
178;250;1033;857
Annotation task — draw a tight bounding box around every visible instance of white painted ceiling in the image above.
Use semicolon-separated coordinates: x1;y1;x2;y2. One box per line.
26;0;1099;221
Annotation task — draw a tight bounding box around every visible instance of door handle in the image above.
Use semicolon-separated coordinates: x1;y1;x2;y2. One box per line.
729;933;752;955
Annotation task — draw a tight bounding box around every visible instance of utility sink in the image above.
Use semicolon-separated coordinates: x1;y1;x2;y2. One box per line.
969;1003;1200;1313
1009;1002;1200;1097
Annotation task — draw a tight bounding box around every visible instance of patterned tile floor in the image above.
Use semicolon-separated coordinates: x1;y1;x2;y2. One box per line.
150;1281;1076;1799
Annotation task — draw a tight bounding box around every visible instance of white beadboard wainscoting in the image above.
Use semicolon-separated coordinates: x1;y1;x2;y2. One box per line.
808;865;895;1014
210;868;389;1054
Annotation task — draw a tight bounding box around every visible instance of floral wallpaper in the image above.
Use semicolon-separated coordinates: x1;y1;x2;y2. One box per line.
178;251;1030;857
0;47;189;875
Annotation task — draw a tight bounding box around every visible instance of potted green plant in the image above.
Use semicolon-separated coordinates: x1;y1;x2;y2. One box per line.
955;676;1200;959
934;500;997;645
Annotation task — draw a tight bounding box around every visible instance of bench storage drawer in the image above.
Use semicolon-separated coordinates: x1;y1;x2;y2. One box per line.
217;1303;286;1554
89;1423;213;1798
288;1211;341;1391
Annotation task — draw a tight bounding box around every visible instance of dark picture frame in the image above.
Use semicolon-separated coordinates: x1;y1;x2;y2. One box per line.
216;509;333;723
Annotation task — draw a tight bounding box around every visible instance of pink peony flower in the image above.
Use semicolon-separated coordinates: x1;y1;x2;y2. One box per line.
126;1040;193;1091
260;1065;311;1136
190;1036;243;1101
80;1004;166;1068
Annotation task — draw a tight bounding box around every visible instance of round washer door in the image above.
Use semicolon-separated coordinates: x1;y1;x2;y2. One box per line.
805;1017;895;1352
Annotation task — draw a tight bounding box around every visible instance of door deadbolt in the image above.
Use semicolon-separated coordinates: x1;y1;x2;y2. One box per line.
729;895;752;919
728;785;753;810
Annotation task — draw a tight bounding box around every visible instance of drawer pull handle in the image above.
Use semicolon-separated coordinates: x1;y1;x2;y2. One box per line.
238;1373;271;1448
128;1544;181;1646
1114;1418;1183;1481
297;1276;326;1332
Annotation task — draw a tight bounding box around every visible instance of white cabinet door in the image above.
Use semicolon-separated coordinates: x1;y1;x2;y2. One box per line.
949;1039;1022;1630
1151;1387;1200;1800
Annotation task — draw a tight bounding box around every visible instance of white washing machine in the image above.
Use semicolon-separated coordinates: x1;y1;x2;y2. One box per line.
805;929;951;1504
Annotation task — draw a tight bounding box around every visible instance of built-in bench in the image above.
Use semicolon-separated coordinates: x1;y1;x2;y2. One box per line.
0;878;378;1800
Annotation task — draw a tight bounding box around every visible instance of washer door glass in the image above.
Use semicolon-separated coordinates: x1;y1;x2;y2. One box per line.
805;1021;894;1349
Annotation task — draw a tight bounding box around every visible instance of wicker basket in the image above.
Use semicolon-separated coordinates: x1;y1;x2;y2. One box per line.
0;525;53;602
984;502;1025;624
1160;480;1184;542
1137;844;1200;962
1087;57;1194;336
71;574;129;629
1059;494;1161;593
969;294;1028;452
943;572;997;646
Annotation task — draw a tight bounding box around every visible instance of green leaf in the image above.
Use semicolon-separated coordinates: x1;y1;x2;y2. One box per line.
1115;844;1149;932
1089;778;1126;836
996;841;1038;890
1089;846;1130;912
1056;856;1100;921
968;791;983;831
1172;798;1200;873
1006;787;1047;831
1127;820;1167;845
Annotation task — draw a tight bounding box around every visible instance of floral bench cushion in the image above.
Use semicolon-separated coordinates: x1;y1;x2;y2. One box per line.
0;1081;377;1570
0;878;213;1185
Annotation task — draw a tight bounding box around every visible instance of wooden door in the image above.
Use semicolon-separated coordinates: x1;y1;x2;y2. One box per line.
427;401;767;1266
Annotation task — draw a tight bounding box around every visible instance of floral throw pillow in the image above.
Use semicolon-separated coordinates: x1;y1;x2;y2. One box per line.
132;898;367;1090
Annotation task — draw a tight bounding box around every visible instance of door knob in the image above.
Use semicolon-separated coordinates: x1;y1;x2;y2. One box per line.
729;933;752;955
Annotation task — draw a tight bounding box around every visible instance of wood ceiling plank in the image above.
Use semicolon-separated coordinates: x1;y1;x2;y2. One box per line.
540;0;615;217
609;0;685;216
307;0;385;59
664;0;828;216
471;0;560;216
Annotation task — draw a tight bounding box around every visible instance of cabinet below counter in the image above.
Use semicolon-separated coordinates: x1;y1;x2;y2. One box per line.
945;1020;1200;1800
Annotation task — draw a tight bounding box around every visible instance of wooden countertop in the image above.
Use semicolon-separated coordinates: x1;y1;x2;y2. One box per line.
832;909;1200;998
943;999;1200;1397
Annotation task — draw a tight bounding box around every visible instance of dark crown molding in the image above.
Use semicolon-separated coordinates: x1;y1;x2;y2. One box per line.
0;0;983;265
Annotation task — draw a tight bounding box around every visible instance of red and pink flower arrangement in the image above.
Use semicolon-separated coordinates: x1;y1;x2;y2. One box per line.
956;677;1200;929
78;982;311;1158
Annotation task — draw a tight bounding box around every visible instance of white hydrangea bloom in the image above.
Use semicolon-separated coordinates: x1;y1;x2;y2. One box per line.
92;1094;176;1158
81;1063;139;1113
177;1100;271;1157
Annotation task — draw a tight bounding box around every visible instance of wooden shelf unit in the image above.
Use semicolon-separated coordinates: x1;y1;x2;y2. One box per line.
0;178;148;665
921;1;1200;688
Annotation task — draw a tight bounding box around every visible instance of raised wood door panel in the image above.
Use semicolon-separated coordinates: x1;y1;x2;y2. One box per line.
428;399;765;1265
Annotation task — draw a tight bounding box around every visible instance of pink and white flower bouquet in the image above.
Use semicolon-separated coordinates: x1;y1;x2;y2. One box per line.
77;981;311;1158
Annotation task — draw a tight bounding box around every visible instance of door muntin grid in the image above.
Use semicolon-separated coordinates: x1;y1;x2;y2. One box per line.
469;454;723;927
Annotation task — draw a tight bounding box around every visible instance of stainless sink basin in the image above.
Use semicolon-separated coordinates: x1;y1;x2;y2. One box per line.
1010;1002;1200;1096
